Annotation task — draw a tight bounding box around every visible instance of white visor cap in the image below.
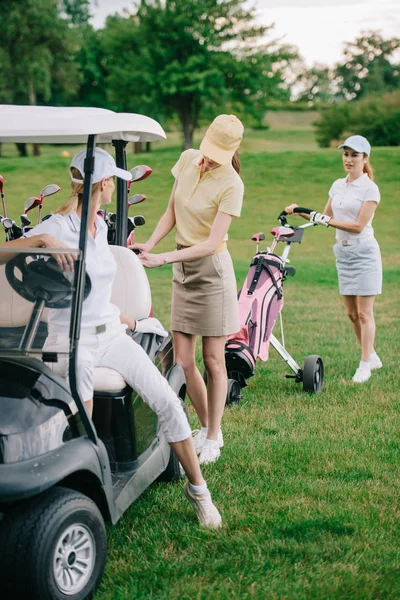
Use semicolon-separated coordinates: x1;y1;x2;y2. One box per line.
70;148;133;184
338;135;371;156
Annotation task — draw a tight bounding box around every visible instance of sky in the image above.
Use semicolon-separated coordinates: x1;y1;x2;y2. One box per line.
89;0;400;67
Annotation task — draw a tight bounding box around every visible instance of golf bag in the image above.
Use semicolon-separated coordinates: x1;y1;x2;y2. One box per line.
225;252;285;390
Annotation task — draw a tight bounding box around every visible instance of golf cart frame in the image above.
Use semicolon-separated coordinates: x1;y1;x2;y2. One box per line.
0;105;183;599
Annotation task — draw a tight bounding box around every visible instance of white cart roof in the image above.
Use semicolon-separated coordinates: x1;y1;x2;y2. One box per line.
0;105;166;143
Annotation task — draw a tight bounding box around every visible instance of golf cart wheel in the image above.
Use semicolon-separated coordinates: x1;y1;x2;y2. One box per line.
226;378;242;406
302;355;324;393
0;487;107;600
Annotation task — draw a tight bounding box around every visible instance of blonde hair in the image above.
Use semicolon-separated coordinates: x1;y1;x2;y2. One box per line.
54;167;102;216
363;155;374;180
232;150;241;175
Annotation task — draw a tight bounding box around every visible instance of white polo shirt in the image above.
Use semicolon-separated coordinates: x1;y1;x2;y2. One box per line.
329;174;380;242
25;212;120;329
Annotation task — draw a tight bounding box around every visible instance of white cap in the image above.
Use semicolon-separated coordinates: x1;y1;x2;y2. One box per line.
70;148;132;184
338;135;371;156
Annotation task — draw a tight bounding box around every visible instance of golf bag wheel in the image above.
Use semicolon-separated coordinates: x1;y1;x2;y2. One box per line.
226;378;242;406
0;487;107;600
302;355;324;393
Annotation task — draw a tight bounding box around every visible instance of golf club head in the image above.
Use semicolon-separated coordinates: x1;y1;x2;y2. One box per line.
2;217;13;230
128;194;146;207
251;232;266;243
129;165;152;184
20;214;31;227
271;226;295;239
133;215;145;227
40;184;60;198
24;196;41;213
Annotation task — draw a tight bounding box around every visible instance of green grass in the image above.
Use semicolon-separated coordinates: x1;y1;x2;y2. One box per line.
1;122;400;599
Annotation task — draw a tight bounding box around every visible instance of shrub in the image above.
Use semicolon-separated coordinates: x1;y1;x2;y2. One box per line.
315;91;400;147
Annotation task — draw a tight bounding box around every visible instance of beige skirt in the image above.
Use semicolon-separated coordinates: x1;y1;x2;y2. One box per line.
171;250;240;336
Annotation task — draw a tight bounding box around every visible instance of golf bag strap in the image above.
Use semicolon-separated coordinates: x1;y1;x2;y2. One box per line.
247;257;283;299
225;340;256;364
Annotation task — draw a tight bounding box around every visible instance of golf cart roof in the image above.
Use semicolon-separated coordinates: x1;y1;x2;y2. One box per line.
0;105;166;143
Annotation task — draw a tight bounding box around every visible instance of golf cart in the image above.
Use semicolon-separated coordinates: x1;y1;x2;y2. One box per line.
0;106;186;600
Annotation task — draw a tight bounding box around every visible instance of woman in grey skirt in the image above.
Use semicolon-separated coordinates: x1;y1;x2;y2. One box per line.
285;135;382;384
131;115;244;464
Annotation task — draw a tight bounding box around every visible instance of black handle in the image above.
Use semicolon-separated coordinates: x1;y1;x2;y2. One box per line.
278;206;314;225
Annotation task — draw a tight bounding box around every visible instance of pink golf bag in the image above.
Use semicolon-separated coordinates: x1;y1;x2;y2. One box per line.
223;211;325;405
225;253;285;394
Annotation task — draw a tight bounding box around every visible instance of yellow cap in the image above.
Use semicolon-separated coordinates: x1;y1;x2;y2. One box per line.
199;114;244;165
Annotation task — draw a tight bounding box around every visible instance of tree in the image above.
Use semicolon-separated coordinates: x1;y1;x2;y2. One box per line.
0;0;84;154
334;31;400;100
102;0;298;147
315;90;400;147
59;0;91;25
294;63;335;106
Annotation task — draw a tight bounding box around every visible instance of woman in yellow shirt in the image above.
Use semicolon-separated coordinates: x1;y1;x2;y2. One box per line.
132;114;244;464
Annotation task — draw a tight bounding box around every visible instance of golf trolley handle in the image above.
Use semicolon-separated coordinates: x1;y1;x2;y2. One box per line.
278;207;313;226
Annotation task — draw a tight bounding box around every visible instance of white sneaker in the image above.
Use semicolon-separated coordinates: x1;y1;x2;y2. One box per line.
352;363;371;383
192;429;207;454
183;481;222;529
370;353;382;370
192;429;224;454
198;443;221;465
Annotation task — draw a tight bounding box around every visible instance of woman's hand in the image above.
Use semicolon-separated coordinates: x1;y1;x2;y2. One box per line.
129;241;153;254
138;252;167;269
42;234;77;272
284;203;299;214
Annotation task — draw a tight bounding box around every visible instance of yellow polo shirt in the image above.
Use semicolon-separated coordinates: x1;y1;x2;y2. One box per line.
171;149;244;246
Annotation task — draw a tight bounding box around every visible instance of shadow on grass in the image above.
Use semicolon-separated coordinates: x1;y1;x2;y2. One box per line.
277;517;355;541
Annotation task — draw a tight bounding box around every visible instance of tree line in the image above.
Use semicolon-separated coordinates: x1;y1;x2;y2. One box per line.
0;0;399;152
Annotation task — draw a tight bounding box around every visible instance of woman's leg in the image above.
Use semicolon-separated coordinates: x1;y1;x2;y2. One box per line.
98;332;221;527
342;295;361;344
356;295;376;362
173;330;208;428
202;335;227;441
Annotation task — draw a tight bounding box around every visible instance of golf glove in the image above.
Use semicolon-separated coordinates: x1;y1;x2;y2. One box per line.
310;211;331;227
132;317;168;337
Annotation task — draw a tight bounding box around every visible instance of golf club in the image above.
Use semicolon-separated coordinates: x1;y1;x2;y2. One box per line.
128;165;152;191
0;175;6;217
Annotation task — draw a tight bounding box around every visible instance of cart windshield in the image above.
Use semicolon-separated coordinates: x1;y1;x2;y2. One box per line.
0;247;82;358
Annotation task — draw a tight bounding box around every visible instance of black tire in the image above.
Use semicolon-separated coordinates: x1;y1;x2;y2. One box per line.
0;486;107;600
302;355;324;393
226;378;242;406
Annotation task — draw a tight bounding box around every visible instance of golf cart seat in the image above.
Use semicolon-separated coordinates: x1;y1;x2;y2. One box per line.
0;245;151;394
93;245;151;393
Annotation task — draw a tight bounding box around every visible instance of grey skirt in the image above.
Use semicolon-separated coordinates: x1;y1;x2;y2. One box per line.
171;250;240;336
333;238;382;296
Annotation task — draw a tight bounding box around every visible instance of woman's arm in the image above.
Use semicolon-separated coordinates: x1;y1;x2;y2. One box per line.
329;200;378;233
0;234;75;270
139;211;233;268
130;180;177;253
284;199;333;220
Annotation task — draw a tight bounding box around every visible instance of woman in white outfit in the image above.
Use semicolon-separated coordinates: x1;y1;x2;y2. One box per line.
285;135;382;384
0;148;222;529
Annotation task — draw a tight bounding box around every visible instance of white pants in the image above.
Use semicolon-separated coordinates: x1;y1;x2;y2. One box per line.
44;321;191;443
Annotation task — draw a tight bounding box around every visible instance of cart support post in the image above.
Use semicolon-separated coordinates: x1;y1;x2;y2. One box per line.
113;140;128;247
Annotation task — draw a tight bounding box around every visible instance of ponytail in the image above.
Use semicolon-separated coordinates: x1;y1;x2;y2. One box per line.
363;156;374;181
54;167;101;216
231;150;241;175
